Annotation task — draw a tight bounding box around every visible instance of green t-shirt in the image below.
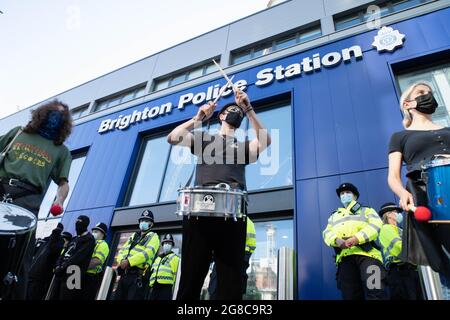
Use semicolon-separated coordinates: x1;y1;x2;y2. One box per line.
0;126;72;191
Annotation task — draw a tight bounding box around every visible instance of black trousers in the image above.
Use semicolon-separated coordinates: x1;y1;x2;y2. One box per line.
336;255;388;300
0;183;42;300
58;275;88;300
113;272;146;300
208;251;252;300
148;283;173;300
176;216;246;300
27;278;52;300
387;264;423;300
84;273;102;300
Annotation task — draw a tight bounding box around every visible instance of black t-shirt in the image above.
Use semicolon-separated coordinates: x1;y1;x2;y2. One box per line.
190;132;256;190
388;127;450;166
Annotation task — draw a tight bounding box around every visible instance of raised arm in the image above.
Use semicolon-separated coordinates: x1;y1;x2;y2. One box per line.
234;90;271;161
167;101;216;147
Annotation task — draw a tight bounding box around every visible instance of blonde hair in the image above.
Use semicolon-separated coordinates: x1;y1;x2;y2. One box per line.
399;82;433;128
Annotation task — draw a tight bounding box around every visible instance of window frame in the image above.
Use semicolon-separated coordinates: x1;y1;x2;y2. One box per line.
334;0;435;31
152;59;219;93
230;24;322;65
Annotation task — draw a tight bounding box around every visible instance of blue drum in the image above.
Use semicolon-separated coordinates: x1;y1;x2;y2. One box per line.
424;157;450;222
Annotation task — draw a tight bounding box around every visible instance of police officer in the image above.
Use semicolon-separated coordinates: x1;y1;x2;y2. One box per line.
323;183;387;300
114;210;160;300
148;234;180;300
54;215;96;300
208;217;257;299
85;222;110;300
378;202;422;300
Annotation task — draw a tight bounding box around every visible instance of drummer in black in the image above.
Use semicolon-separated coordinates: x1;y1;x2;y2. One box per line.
168;88;271;300
388;82;450;292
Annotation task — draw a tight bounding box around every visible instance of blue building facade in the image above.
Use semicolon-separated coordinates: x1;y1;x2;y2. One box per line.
3;4;449;300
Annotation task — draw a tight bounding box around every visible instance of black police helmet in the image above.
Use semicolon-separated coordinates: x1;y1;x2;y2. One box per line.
336;182;360;199
378;202;402;217
138;210;154;223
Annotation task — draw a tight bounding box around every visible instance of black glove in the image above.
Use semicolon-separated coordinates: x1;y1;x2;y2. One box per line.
54;265;66;277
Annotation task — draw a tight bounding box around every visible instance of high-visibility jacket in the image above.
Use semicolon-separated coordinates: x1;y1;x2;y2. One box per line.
116;231;160;270
149;252;180;287
246;218;256;254
323;200;383;264
87;239;110;275
378;224;402;268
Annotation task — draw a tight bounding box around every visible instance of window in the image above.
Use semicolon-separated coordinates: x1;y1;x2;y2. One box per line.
246;104;293;191
94;85;146;112
397;63;450;127
127;135;171;206
35;154;87;238
71;105;89;120
231;25;321;65
200;218;294;300
245;219;293;300
152;60;219;92
334;0;435;31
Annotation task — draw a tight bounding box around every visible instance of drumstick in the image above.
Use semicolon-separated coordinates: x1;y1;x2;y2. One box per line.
199;75;235;121
212;59;236;92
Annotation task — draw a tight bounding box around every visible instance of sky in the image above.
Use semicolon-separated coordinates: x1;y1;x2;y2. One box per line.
0;0;271;119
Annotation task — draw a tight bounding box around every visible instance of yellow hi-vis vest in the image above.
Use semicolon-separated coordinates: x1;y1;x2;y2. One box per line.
87;239;110;275
246;218;256;254
323;200;383;264
149;252;180;287
378;224;402;268
116;231;160;270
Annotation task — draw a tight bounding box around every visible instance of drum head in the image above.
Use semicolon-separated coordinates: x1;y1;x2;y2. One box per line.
0;202;37;234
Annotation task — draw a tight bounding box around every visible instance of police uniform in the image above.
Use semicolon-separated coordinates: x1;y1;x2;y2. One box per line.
378;203;422;300
323;183;387;300
85;222;110;300
114;210;160;300
148;234;180;300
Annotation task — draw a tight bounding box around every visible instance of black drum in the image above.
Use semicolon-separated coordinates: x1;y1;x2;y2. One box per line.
0;202;37;299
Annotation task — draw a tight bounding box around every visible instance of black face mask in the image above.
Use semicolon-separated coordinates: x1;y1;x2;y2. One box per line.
224;111;243;128
415;93;438;114
75;221;87;236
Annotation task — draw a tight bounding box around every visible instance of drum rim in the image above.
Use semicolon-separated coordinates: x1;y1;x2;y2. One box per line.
175;211;246;218
177;188;247;195
0;202;38;233
424;157;450;169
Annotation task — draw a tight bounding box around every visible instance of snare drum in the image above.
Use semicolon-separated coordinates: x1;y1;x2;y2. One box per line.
176;183;247;219
422;157;450;222
0;202;37;299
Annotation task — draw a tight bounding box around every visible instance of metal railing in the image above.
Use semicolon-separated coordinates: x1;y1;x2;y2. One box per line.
277;246;295;300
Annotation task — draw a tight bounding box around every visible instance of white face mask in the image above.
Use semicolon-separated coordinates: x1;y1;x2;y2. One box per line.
163;243;172;254
92;231;100;240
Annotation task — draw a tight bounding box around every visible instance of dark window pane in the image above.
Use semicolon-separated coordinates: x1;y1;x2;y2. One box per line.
275;36;297;50
154;79;170;91
335;13;363;30
232;50;252;64
170;73;187;86
128;136;171;205
299;27;322;42
159;145;196;202
246;104;293;190
253;45;272;58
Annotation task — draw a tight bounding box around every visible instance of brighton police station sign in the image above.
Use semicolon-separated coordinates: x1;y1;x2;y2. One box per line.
98;26;403;134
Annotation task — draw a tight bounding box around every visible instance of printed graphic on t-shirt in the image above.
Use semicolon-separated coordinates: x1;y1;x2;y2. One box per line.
12;142;52;168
